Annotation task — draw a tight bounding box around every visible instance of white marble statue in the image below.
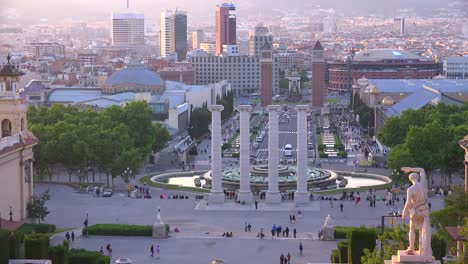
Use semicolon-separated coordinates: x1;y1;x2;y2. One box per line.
401;167;432;257
323;214;333;229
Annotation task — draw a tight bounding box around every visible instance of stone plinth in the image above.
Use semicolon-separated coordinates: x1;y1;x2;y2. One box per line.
320;227;334;241
152;212;166;239
209;105;225;204
266;105;281;204
238;105;252;204
295;105;309;204
385;250;437;264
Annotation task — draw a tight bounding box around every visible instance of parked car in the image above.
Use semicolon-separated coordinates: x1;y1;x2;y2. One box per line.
102;189;113;197
115;258;132;264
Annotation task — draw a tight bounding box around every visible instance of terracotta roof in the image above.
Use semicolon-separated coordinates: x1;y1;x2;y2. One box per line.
446;226;467;241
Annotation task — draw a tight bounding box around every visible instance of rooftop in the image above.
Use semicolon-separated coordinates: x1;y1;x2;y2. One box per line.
369;79;468;94
112;13;144;20
353;49;427;61
104;62;164;87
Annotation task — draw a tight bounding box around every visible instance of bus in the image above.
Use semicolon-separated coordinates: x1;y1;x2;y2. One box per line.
284;144;293;156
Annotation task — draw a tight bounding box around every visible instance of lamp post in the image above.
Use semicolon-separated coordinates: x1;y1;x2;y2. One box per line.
9;206;13;222
122;167;133;183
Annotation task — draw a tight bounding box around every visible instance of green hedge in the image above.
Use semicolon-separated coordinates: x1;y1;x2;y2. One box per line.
338;241;348;263
319;151;328;158
15;223;56;241
86;224;152;236
9;232;20;260
24;233;49;259
431;234;446;260
0;230;10;264
49;241;69;264
348;229;377;264
334;226;355;239
331;249;339;263
68;249;110;264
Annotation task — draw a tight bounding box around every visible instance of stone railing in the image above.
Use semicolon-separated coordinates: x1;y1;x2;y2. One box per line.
0;132;22;151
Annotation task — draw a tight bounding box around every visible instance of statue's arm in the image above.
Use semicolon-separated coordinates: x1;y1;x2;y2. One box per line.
402;189;412;218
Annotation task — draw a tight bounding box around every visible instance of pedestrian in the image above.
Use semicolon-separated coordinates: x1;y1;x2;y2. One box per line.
287;252;291;264
428;202;431;211
156;245;160;259
150;245;154;257
340;202;344;212
289;214;292;223
71;231;75;242
280;253;285;264
65;232;70;240
248;223;252;232
299;242;303;256
255;200;258;210
292;215;296;223
99;246;104;255
293;228;297;238
285;226;289;237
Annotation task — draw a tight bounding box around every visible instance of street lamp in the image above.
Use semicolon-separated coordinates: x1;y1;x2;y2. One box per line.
122;167;133;183
9;205;13;222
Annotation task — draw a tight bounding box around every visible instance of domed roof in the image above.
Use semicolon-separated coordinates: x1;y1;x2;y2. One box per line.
432;74;447;80
0;54;24;77
357;76;369;87
105;62;163;86
382;96;395;106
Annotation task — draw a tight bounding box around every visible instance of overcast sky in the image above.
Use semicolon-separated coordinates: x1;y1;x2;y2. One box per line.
1;0;466;25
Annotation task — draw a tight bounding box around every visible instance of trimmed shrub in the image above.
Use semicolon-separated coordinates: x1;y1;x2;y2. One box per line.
347;228;378;264
334;226;355;239
319;151;328;158
331;249;339;263
338;241;348;263
9;232;20;259
15;223;55;241
0;230;11;264
24;233;49;259
86;224;152;236
49;241;68;264
431;234;446;260
68;249;110;264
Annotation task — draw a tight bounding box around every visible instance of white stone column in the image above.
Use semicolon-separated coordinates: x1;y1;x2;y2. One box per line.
237;105;253;204
295;105;310;204
208;105;224;204
266;105;281;203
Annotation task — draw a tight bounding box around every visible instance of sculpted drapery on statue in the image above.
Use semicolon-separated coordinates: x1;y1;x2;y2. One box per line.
401;167;432;257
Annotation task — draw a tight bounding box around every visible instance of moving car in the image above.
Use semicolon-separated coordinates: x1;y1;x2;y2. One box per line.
284;144;293;156
102;189;113;197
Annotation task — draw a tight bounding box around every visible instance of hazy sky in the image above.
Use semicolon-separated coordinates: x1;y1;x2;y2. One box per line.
1;0;466;25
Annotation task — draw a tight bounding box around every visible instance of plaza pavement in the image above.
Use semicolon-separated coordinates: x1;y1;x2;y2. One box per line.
38;183;445;264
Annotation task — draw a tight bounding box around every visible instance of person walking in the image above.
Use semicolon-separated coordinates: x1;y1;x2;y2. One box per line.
289;214;292;223
299;242;303;256
280;253;285;264
293;228;297;238
287;252;291;264
71;231;75;242
156;245;160;259
340;202;344;212
65;232;70;240
428;201;432;211
248;223;252;232
255;200;258;210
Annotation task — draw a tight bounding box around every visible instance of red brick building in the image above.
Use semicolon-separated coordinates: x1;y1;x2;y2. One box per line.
328;49;440;91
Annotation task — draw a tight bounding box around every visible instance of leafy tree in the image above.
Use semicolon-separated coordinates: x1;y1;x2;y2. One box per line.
188;107;211;139
27;190;50;224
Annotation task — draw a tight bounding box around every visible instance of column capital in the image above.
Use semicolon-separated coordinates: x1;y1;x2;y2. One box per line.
209;105;224;112
266;105;281;112
295;105;310;112
237;105;252;112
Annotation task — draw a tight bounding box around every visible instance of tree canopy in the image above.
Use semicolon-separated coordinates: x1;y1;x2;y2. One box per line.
28;102;169;186
377;103;468;180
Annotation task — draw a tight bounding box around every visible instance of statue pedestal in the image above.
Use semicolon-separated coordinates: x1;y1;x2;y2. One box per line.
385;250;437;264
320;227;334;241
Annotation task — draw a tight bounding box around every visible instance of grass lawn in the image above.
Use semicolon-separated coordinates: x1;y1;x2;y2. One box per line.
327;98;340;104
140;175;210;193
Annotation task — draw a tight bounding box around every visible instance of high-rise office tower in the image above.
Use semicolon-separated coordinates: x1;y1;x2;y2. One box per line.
311;40;324;107
112;13;145;46
160;9;187;61
192;30;205;49
249;24;273;57
394;17;405;35
215;3;236;56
